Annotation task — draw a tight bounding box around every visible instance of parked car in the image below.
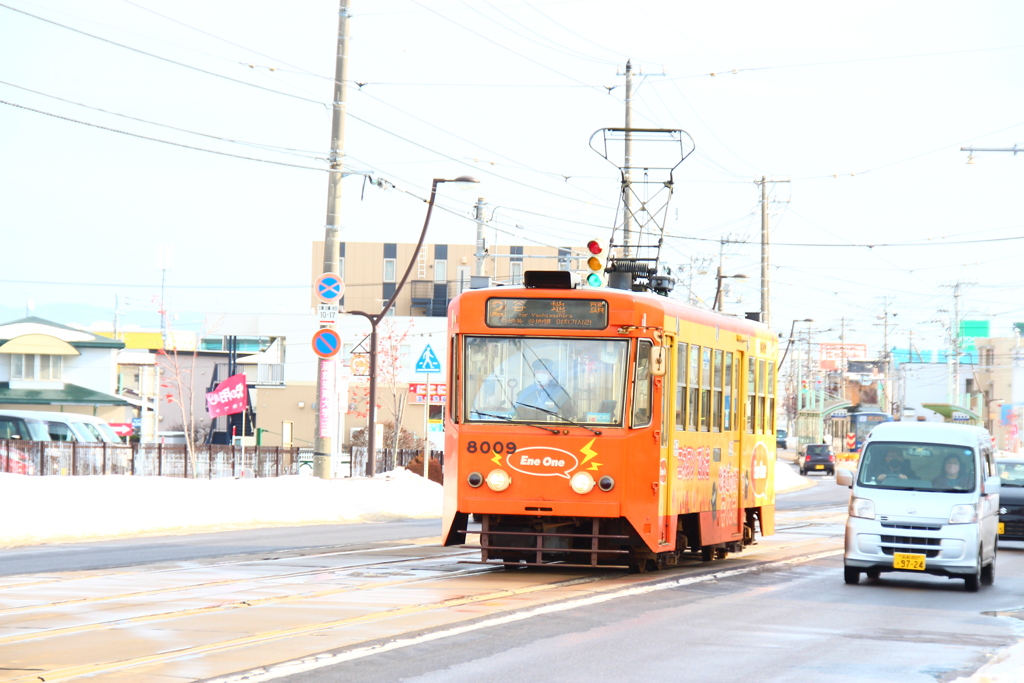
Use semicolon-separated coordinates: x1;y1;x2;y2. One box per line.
0;414;50;474
776;429;788;450
996;457;1024;541
0;410;122;443
798;443;835;475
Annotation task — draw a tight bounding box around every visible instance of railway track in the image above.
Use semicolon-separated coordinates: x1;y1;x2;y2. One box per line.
0;529;842;682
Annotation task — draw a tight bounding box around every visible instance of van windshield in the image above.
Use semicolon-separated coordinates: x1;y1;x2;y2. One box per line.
857;441;976;492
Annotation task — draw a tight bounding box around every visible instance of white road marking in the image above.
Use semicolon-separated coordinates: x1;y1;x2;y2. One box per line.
206;548;843;683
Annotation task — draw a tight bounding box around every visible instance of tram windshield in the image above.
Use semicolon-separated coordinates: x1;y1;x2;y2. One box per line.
463;336;630;426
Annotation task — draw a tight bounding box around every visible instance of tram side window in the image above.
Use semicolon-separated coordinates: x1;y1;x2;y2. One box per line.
724;352;733;431
746;357;756;433
767;361;776;435
712;349;723;431
632;340;653;428
757;359;767;433
700;347;711;432
688;345;699;431
675;343;688;429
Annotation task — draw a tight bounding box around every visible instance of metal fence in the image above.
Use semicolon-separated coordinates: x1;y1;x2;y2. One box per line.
348;447;445;477
1;440;301;478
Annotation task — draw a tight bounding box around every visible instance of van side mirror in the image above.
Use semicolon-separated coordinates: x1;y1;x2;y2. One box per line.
836;469;854;488
983;475;1001;495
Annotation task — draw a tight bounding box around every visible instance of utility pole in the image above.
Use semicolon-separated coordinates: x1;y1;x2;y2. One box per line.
621;59;634;257
313;0;350;480
754;178;788;326
759;176;770;326
953;281;962;406
872;299;895;412
839;317;846;403
474;197;486;276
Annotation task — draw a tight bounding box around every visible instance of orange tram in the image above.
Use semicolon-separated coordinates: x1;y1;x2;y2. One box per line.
441;272;779;571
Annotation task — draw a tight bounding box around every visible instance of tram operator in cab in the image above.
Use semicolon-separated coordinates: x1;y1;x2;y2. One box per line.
515;358;575;419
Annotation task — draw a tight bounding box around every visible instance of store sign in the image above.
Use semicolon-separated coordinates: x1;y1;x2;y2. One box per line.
408;383;446;404
350;353;370;377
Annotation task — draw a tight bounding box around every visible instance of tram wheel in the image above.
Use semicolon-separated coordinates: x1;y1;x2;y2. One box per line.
701;546;714;562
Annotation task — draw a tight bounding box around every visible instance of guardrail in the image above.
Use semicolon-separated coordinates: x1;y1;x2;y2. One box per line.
1;440;302;478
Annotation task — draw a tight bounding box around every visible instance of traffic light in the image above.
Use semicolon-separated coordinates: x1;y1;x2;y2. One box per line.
585;238;606;286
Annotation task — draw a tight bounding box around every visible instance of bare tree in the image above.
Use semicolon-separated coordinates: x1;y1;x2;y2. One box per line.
375;318;415;456
158;346;202;477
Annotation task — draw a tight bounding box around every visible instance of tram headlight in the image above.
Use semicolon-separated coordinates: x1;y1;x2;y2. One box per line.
485;469;511;492
570;471;595;495
598;475;615;492
467;472;483;488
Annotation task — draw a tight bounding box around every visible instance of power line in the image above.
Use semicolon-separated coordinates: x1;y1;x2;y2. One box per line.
0;79;326;160
0;2;327;107
0;99;336;172
664;232;1024;248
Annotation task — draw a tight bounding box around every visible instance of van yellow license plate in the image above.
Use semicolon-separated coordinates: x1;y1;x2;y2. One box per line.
814;464;824;470
893;553;926;571
999;522;1005;535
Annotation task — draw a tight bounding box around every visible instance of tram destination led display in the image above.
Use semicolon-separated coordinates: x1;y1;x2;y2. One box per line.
485;298;608;329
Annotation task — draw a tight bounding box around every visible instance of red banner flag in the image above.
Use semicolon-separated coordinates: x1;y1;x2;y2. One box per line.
206;374;248;417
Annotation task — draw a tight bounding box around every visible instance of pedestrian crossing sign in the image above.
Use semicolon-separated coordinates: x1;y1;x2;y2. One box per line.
415;344;442;373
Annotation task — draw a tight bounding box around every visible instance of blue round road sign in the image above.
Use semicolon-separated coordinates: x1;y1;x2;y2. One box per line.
311;328;342;359
314;272;344;303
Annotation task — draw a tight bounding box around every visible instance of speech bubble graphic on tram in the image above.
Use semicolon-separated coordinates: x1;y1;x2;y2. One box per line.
507;446;580;479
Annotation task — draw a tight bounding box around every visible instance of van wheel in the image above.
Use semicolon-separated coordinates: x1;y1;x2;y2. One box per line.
866;568;880;580
965;549;982;592
844;566;860;585
982;545;996;586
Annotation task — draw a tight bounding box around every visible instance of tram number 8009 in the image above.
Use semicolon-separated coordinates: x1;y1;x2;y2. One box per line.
466;441;517;455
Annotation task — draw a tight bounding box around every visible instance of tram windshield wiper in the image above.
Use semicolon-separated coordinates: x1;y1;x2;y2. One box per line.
513;403;602;435
472;411;562;434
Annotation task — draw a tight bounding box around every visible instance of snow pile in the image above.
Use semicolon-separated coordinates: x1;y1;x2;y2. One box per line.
775;459;807;493
0;469;442;548
1;462;811;548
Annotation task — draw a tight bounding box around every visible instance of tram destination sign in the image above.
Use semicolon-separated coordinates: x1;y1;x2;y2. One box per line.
485;298;608;329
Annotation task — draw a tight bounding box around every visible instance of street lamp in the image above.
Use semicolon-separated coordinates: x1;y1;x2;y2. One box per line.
713;267;748;311
348;176;480;477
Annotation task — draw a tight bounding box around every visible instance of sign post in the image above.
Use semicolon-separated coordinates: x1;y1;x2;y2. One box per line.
415;345;442;478
313;273;344;480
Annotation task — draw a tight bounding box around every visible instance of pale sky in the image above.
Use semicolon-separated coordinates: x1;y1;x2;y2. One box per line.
1;1;1021;358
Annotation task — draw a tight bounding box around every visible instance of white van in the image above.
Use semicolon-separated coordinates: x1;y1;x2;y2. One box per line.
0;409;122;444
836;422;999;591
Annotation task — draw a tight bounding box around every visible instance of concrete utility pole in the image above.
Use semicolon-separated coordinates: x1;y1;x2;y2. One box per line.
313;0;351;480
754;177;787;326
953;282;962;406
759;176;770;326
839;317;847;402
622;59;634;257
474;197;486;277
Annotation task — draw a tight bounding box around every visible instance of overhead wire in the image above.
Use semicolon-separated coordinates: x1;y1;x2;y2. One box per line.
0;79;327;160
406;0;605;91
0;98;336;172
0;2;328;108
471;0;621;66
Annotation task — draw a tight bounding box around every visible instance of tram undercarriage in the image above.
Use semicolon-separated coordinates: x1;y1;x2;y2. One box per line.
461;511;763;572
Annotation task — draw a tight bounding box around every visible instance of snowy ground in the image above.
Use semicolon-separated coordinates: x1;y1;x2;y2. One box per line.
1;461;808;548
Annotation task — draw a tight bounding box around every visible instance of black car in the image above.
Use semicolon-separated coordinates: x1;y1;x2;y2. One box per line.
776;429;788;450
996;458;1024;541
798;443;835;476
